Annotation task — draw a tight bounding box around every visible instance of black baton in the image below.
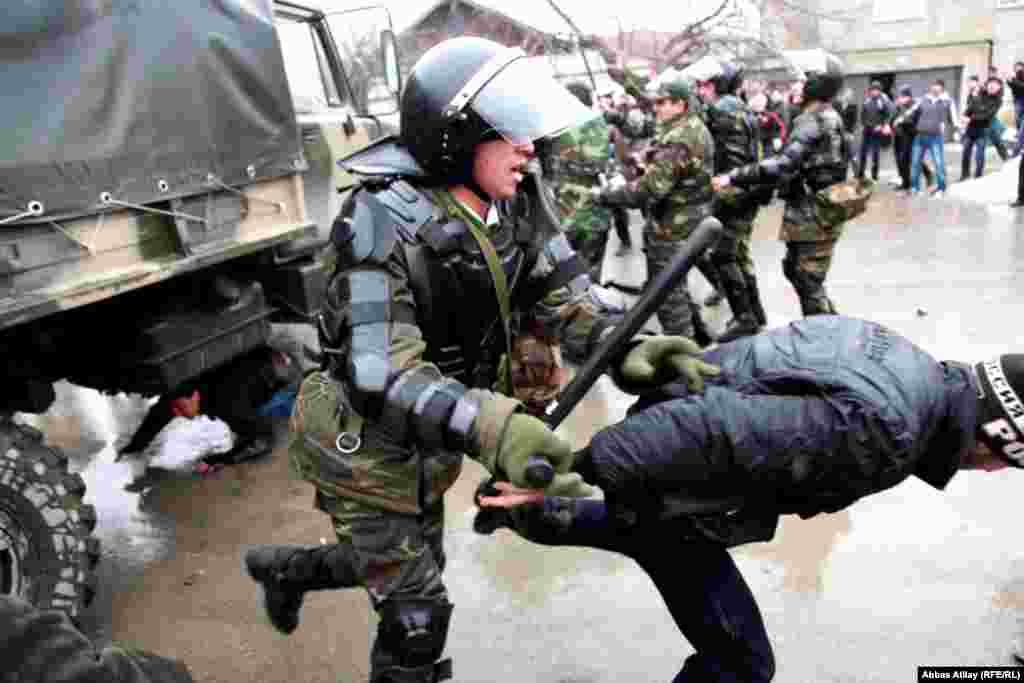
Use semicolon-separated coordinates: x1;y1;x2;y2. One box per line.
498;216;724;492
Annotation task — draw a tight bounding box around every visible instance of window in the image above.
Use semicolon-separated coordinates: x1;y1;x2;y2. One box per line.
872;0;926;22
276;21;344;112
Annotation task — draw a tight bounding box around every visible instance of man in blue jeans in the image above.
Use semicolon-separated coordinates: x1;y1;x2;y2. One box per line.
906;80;951;197
1008;62;1024;157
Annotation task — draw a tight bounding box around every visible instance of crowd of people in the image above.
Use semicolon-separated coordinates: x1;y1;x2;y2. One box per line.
820;63;1024;203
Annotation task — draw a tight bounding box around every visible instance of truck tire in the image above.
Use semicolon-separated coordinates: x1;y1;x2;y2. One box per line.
0;419;100;623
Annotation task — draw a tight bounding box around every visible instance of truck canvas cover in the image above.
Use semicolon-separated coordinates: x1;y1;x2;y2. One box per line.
1;0;305;220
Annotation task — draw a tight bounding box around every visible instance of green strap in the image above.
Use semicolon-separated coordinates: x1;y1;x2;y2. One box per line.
441;192;515;395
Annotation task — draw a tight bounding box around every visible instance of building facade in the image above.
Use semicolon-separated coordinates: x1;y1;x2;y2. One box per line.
811;0;1024;116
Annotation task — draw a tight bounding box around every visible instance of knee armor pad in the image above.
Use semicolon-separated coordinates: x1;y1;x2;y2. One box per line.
378;598;454;669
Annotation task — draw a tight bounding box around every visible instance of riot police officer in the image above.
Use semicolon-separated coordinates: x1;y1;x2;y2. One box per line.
713;55;850;316
690;57;768;342
244;37;717;683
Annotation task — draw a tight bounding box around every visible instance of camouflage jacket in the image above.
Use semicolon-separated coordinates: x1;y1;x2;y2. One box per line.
730;105;849;242
552;115;611;186
602;111;715;239
293;186;621;515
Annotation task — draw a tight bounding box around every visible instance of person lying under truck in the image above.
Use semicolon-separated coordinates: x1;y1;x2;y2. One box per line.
118;345;299;467
474;314;1020;682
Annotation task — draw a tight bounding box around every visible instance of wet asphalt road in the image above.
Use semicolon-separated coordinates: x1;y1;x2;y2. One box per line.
27;185;1024;682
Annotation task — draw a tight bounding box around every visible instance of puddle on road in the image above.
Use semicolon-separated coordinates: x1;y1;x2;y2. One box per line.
740;510;851;594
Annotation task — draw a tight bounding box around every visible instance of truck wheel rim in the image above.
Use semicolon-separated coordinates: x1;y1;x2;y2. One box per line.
0;506;29;598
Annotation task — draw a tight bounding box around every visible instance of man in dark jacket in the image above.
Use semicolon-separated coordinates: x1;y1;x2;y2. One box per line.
1009;62;1024;157
891;85;918;191
857;81;893;181
479;314;1020;682
961;76;1002;180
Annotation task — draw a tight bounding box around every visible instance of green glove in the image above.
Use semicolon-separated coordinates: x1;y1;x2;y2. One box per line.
619;335;721;393
482;413;594;497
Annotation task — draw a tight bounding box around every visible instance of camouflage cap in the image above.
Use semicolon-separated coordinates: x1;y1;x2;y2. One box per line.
650;76;694;103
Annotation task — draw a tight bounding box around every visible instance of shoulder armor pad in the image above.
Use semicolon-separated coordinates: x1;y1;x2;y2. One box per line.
331;180;437;267
337;136;428;178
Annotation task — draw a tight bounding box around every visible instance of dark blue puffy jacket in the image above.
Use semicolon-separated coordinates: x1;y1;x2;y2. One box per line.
586;316;979;545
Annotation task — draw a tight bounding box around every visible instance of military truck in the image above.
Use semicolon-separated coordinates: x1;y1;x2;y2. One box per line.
0;0;401;621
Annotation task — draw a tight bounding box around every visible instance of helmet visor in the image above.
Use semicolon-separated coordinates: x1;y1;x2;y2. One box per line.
469;57;598;145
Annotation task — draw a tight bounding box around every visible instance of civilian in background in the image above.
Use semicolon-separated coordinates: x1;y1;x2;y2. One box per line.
891;86;931;193
984;71;1011;161
961;76;1003;180
1008;62;1024;157
905;81;951;198
749;92;785;152
835;87;859;134
858;81;894;182
935;79;959;131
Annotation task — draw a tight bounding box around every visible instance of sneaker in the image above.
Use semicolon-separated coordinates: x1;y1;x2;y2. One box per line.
1011;199;1024;208
930;190;945;199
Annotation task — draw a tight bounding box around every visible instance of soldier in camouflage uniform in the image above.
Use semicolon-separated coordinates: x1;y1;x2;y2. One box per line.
597;76;715;340
244;38;717;683
692;58;767;342
714;55;850;316
552;82;615;281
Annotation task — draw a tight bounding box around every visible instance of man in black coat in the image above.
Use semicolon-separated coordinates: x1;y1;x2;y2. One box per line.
857;81;893;181
478;315;1020;682
961;76;1003;180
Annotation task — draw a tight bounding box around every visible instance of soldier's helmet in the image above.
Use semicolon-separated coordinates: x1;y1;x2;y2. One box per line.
794;53;844;102
399;37;596;181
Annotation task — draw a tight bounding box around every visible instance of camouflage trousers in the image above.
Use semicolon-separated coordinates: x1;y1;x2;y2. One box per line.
710;209;763;322
782;240;838;316
558;180;614;280
644;223;698;337
317;492;450;680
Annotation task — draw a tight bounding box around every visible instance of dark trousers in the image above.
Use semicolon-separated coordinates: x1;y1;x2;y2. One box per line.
1016;100;1024;155
858;130;883;180
961;129;988;179
521;500;775;682
1018;148;1024;201
894;133;933;189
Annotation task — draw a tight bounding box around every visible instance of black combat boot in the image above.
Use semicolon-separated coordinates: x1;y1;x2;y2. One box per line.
744;272;767;327
690;304;716;348
717;275;761;344
244;544;360;634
